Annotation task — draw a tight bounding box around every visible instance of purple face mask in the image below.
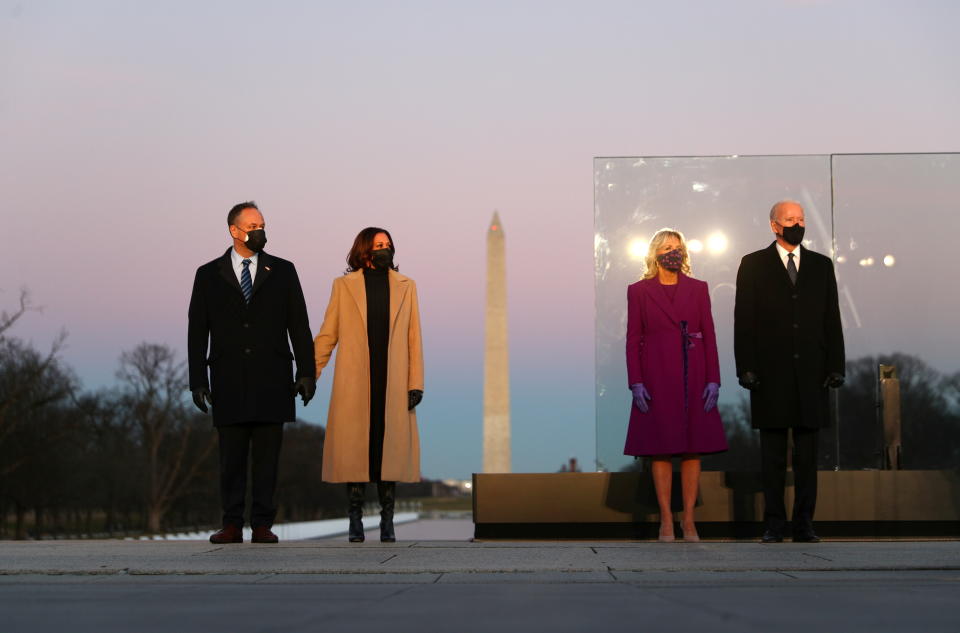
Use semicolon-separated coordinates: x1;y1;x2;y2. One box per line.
656;248;684;272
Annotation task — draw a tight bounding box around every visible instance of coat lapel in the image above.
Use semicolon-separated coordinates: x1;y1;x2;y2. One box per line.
645;277;681;326
217;248;243;297
388;270;409;334
766;242;795;290
795;245;809;287
343;270;367;328
251;251;273;298
674;273;695;316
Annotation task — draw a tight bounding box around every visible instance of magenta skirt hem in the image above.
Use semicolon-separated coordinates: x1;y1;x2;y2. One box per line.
624;444;729;457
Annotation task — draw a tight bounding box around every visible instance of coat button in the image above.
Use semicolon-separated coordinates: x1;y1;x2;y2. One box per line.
793;323;799;329
245;348;251;355
792;294;798;299
793;353;800;359
243;323;250;328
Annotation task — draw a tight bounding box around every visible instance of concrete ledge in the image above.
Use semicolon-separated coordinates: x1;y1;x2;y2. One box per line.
472;471;960;538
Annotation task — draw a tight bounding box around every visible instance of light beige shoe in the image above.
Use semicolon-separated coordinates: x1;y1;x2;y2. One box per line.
682;523;700;542
658;523;676;542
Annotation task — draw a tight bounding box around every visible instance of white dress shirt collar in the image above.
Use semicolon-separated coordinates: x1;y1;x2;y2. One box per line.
775;242;800;271
231;247;258;284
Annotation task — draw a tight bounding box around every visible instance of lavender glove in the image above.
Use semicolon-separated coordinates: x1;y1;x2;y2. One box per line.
702;382;719;412
630;383;652;413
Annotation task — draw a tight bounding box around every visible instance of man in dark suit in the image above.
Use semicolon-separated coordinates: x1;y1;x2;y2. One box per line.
188;201;316;544
734;199;845;544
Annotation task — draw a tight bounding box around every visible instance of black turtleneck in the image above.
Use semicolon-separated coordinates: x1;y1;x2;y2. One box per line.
363;266;390;481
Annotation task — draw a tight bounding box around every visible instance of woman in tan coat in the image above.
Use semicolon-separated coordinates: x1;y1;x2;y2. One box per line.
314;227;424;543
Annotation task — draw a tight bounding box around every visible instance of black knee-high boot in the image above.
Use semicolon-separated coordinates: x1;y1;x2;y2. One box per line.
347;483;366;543
377;481;396;543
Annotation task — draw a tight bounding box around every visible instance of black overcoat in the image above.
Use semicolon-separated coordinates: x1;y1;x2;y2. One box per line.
733;242;844;429
188;249;315;426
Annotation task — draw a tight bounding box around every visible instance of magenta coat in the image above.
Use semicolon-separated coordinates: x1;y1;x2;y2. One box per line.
624;274;727;456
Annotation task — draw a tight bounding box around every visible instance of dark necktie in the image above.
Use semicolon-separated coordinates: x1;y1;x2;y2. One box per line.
787;252;798;285
241;259;253;303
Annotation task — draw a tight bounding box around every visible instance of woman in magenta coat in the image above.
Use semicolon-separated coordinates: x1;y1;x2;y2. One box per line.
625;228;727;542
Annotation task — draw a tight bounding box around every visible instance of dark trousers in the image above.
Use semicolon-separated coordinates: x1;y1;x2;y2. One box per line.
760;427;818;534
217;422;284;528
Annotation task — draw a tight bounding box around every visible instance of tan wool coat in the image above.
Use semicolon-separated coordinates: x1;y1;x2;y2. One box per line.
314;269;424;483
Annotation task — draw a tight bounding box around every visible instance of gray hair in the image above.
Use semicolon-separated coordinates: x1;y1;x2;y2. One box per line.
769;199;802;222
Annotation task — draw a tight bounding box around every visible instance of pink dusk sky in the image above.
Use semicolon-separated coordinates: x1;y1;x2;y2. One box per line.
3;1;959;479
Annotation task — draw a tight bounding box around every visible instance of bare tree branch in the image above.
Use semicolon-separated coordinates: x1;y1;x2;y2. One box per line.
118;342;211;532
0;329;70;444
0;288;38;338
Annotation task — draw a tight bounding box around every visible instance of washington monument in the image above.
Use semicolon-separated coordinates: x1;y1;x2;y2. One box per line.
484;211;511;473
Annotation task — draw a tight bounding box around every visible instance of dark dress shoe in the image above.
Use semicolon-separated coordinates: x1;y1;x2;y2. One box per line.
209;525;243;544
760;530;783;544
793;531;822;543
251;526;279;543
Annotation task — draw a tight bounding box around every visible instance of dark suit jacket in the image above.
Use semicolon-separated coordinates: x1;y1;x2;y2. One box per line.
733;242;844;429
188;248;315;426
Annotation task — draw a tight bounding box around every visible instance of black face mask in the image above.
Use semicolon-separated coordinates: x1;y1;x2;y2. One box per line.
239;228;267;253
370;248;394;270
777;223;805;246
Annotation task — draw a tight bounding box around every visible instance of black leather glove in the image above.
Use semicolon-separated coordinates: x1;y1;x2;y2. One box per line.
192;387;212;413
294;377;317;406
823;372;845;389
408;389;423;411
738;371;760;391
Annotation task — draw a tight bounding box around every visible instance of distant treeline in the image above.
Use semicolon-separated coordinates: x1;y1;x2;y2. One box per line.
628;352;960;473
0;290;454;540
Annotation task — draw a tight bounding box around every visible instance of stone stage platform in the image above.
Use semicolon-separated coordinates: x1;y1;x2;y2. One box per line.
2;539;959;577
473;470;960;539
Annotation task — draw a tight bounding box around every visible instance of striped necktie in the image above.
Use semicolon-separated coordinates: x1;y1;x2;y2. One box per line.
787;252;798;285
241;259;253;303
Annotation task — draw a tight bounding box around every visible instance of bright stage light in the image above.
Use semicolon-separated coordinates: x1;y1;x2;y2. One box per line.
628;238;648;260
859;257;875;267
836;255;847;264
688;239;704;253
706;232;728;255
883;255;896;267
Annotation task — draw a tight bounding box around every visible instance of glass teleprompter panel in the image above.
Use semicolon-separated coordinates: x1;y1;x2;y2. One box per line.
594;155;832;473
595;153;960;473
831;153;960;470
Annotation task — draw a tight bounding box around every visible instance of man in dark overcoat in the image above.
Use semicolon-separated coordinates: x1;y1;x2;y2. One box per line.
734;199;845;543
188;201;316;544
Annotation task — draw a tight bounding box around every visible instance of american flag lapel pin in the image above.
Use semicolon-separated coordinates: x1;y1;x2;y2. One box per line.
265;266;271;271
